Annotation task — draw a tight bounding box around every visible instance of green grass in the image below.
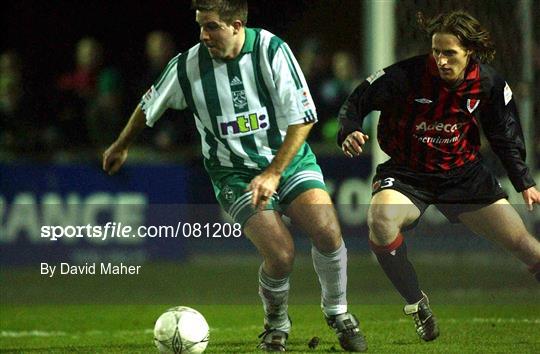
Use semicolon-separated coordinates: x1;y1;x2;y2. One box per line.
1;254;539;353
1;304;539;353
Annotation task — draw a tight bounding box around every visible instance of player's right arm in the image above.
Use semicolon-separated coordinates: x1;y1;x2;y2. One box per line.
103;53;187;175
336;78;387;158
102;105;146;175
337;57;416;151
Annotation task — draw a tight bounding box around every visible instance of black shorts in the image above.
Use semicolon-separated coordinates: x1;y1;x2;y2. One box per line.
372;160;508;228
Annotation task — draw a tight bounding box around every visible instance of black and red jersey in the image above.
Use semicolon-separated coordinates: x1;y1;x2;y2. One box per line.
337;54;535;192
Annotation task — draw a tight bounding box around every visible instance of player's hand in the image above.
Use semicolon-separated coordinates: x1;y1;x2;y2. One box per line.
246;170;281;210
102;143;128;175
341;131;369;158
522;186;540;211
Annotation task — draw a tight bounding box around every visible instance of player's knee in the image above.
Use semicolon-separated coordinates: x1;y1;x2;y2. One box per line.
266;250;295;276
367;205;402;239
309;219;342;252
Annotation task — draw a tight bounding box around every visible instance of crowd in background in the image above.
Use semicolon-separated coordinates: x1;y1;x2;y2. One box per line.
0;31;364;161
1;32;188;160
1;31;539;166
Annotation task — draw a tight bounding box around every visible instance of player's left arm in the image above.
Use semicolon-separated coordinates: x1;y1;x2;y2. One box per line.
478;73;537;206
247;41;315;209
247;122;313;209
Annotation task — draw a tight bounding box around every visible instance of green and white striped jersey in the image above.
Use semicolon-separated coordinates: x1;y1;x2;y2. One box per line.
141;28;317;170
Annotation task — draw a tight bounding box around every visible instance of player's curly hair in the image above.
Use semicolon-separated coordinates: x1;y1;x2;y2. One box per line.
191;0;248;25
417;11;495;63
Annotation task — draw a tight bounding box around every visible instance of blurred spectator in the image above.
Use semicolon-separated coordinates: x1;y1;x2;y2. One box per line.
56;37;124;150
144;31;177;88
297;37;327;91
134;31;195;151
0;50;41;155
296;38;329;143
317;51;361;144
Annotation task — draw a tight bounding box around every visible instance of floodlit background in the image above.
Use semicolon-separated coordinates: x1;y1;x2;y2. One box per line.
2;0;539;286
1;1;539;352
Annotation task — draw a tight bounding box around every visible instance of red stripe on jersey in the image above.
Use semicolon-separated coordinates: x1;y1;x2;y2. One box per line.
408;64;435;171
425;83;452;171
406;57;483;172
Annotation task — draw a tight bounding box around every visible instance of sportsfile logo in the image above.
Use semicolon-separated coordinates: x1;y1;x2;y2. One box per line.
218;107;270;138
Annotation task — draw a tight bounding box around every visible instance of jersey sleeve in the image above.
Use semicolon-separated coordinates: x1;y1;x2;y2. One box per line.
271;43;317;125
479;75;536;192
336;60;408;146
140;55;187;127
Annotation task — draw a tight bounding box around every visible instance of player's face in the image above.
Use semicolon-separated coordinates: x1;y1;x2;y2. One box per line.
196;10;241;60
432;33;472;86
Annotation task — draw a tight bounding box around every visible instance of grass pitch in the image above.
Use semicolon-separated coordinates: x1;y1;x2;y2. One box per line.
1;253;539;353
1;303;539;353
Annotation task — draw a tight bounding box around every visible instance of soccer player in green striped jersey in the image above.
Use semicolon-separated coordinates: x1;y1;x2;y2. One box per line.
103;0;366;351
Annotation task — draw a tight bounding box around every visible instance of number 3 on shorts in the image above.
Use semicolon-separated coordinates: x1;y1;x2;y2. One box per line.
373;177;395;192
380;177;395;188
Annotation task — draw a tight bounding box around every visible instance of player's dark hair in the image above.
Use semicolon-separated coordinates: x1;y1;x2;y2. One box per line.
417;11;495;63
191;0;248;25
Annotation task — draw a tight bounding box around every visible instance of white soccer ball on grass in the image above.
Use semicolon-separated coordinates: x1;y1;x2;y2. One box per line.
153;306;209;354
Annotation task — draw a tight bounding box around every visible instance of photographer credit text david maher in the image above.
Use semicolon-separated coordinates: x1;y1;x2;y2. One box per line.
40;262;142;277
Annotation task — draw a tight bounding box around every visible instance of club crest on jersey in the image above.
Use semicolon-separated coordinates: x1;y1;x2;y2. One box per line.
232;90;247;110
218;107;270;138
222;185;235;203
466;98;480;113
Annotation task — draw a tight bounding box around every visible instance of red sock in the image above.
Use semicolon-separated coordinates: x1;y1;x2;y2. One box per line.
369;233;404;254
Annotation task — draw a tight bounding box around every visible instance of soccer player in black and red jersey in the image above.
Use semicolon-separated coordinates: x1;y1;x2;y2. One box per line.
338;11;540;342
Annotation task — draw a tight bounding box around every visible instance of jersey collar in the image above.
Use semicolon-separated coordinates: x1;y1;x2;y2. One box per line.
463;58;480;81
241;28;256;54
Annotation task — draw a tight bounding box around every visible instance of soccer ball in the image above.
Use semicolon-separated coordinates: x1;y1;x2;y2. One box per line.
153;306;209;354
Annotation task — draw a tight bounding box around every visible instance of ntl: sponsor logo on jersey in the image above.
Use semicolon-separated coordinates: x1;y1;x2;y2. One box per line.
219;112;269;137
